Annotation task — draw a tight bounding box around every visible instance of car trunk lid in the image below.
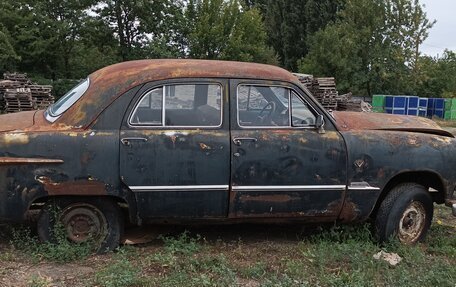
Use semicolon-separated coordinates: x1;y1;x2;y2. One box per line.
0;110;37;132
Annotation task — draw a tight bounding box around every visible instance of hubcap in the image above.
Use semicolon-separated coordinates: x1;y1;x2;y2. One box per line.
398;201;426;244
60;204;107;244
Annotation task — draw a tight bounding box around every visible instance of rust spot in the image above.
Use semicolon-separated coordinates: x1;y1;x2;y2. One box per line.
199;143;212;150
377;168;385;179
36;176;106;196
338;200;360;222
333;111;453;137
0;110;37;132
239;194;300;203
54;59;299;129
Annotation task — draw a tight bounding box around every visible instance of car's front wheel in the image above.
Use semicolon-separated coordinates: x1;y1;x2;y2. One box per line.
375;183;433;244
37;197;123;253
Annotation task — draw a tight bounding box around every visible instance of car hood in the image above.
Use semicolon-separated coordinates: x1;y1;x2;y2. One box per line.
0;110;37;132
332;111;454;137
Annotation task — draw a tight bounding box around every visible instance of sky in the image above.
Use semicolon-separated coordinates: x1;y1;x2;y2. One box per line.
420;0;456;57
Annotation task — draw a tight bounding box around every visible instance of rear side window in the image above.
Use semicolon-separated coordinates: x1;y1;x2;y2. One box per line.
46;78;90;122
130;84;222;127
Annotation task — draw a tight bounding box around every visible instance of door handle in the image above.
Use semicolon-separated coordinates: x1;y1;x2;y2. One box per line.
233;137;258;146
121;137;148;146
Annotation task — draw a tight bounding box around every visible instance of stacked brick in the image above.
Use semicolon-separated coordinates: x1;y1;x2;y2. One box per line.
0;73;54;113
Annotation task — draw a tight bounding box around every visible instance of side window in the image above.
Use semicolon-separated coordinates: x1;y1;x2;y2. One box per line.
238;85;290;127
291;91;316;126
131;87;163;125
130;83;222;127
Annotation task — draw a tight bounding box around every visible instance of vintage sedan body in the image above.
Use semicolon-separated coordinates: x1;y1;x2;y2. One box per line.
0;60;455;251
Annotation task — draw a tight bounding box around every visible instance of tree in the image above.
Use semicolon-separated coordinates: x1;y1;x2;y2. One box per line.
304;0;344;36
416;51;456;98
263;0;308;70
0;30;20;74
261;0;343;71
299;0;435;96
96;0;183;61
187;0;277;64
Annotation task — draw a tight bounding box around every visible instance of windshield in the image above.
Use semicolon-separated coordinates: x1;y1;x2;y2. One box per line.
46;78;90;122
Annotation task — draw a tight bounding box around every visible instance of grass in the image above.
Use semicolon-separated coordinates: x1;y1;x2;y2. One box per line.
7;206;93;263
0;205;454;286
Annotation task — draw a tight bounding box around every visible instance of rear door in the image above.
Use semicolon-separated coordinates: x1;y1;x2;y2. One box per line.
229;80;347;219
119;79;230;219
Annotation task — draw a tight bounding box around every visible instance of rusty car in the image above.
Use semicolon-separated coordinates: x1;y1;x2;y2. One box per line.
0;59;455;252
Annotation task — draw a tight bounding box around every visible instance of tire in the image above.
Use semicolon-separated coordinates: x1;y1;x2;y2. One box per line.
375;183;433;244
37;197;124;253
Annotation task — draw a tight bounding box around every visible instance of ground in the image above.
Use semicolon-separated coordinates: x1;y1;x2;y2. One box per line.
0;205;454;287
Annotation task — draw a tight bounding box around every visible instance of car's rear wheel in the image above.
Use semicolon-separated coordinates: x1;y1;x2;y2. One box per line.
37;197;123;253
375;183;433;244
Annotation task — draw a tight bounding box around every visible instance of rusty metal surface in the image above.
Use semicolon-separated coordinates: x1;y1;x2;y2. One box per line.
57;59;300;129
341;129;456;219
0;110;37;132
333;111;453;137
0;59;455;226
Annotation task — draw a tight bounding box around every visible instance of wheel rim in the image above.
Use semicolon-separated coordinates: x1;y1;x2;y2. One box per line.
398;201;426;244
60;203;107;244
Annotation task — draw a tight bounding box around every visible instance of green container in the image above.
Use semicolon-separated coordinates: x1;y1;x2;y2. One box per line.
372;95;385;108
444;110;456;120
373;106;384;113
445;98;456;111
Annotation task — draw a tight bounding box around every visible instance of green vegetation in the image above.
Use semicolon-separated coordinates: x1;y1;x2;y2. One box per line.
10;222;92;263
94;249;141;287
1;206;453;286
0;0;454;99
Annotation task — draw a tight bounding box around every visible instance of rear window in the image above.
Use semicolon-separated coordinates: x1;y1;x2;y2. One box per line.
46;78;90;122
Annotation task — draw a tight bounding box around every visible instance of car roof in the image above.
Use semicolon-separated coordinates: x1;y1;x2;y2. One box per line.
57;59;299;128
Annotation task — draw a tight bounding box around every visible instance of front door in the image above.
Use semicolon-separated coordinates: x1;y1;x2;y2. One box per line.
229;80;347;219
120;79;230;219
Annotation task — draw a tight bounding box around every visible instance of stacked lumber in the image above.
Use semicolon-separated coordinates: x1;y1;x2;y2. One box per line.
0;73;54;113
311;77;338;110
294;73;371;112
0;80;23;112
335;93;352;111
293;73;313;90
30;85;54;110
4;87;35;113
294;74;339;110
3;72;32;84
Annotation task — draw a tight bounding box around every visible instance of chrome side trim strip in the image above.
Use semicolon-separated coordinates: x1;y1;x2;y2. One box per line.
0;157;64;165
348;182;381;191
130;185;230;191
130;185;348;192
232;185;346;191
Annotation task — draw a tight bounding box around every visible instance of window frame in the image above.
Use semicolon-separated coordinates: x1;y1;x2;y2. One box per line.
236;83;319;129
128;82;223;129
45;78;90;123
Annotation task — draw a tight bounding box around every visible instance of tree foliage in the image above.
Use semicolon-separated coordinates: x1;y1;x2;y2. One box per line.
0;30;20;73
0;0;453;100
262;0;343;70
299;0;435;96
188;0;276;63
